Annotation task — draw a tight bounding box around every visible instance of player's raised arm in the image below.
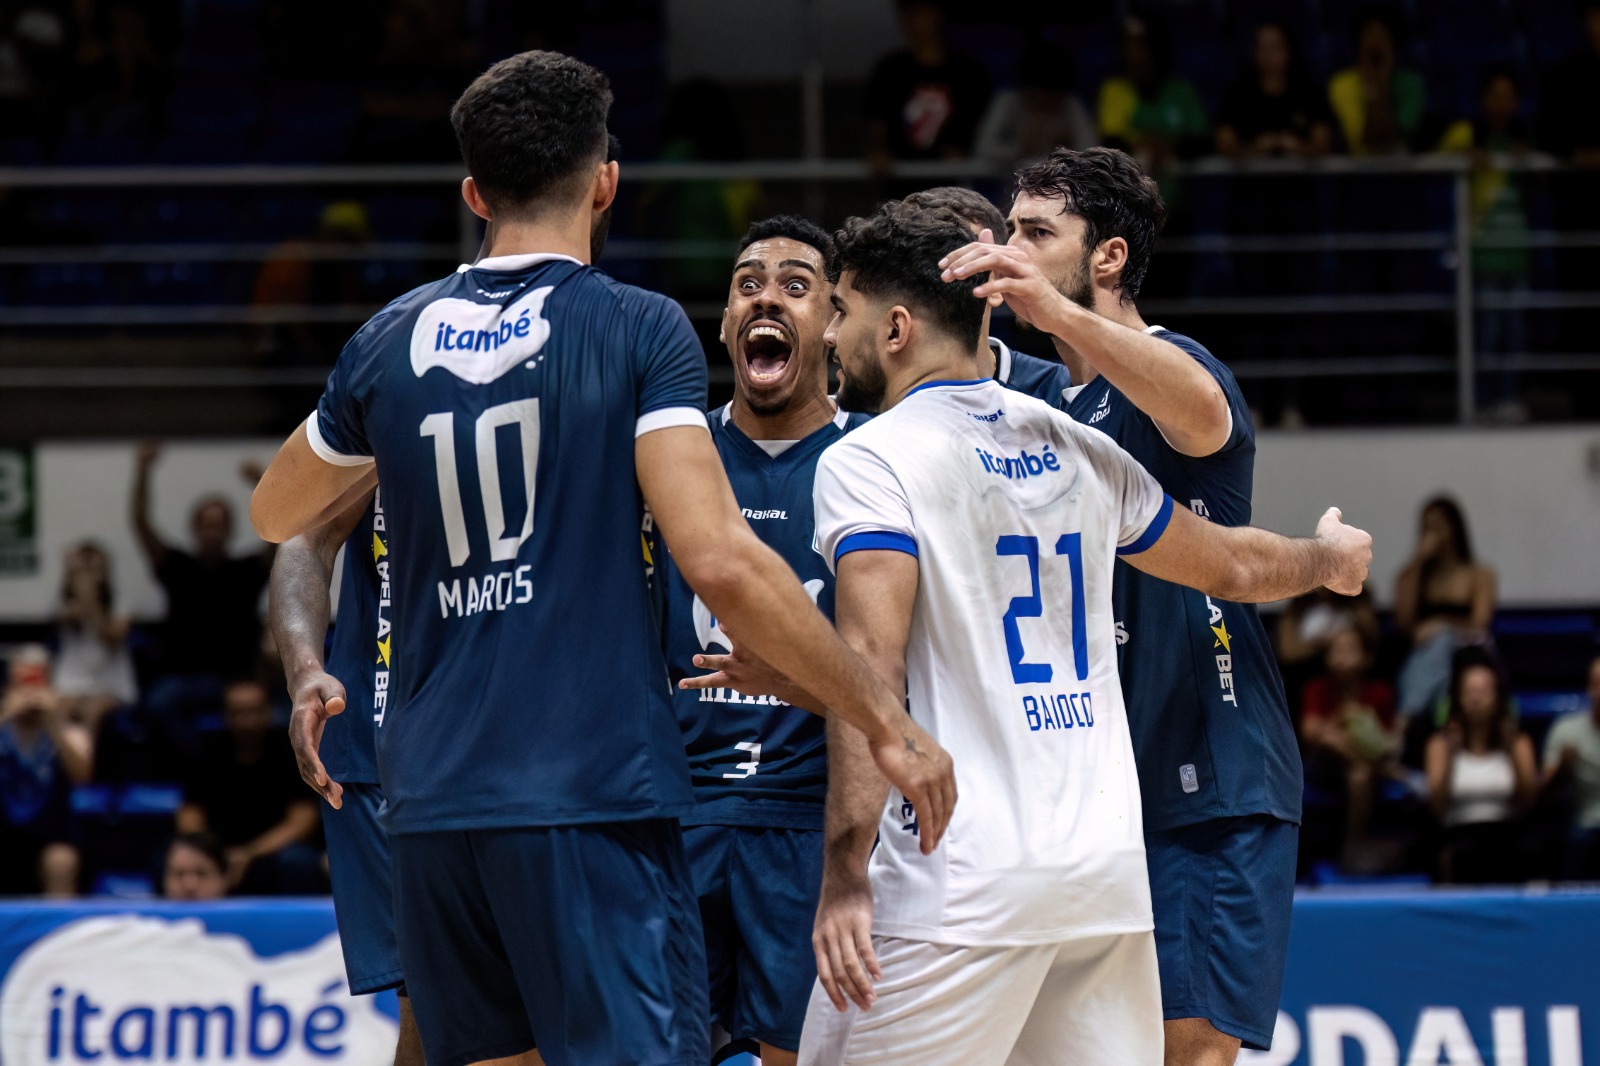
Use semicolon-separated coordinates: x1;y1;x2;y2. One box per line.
268;490;370;807
1126;504;1373;602
252;421;377;544
637;423;956;853
813;547;918;1014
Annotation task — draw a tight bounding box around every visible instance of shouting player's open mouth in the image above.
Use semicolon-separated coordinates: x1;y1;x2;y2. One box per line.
739;318;795;388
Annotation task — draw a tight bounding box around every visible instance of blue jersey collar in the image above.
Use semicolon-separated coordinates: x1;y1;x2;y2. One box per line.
905;378;990;398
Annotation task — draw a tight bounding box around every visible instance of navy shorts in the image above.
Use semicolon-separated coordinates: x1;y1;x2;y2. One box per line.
392;819;709;1066
684;824;823;1051
322;783;404;995
1145;814;1298;1051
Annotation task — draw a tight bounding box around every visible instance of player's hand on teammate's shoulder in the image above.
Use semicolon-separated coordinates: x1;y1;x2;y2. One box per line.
868;716;957;856
1316;506;1374;596
287;669;348;809
813;864;882;1013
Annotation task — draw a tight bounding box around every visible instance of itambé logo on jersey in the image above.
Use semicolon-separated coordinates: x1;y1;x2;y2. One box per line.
409;286;555;384
973;443;1061;481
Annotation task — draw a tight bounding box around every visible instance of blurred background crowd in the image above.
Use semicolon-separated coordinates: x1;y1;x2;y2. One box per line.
1;0;1598;898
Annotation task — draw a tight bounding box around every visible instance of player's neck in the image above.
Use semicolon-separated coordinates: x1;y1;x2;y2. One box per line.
730;388;837;441
886;347;981;409
1048;294;1147;388
475;215;592;266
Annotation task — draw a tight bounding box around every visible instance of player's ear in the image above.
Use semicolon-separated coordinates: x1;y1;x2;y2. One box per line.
884;305;912;355
593;160;620;214
718;306;730;347
1095;236;1129;287
461;177;492;223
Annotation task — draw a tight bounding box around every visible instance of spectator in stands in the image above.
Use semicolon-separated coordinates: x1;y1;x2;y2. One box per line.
0;3;68;151
644;79;760;297
131;441;273;743
1425;651;1537;883
52;540;137;725
162;830;229;901
1096;12;1210;168
177;680;319;894
1538;0;1600;165
1277;586;1380;714
1301;628;1400;860
251;201;374;358
66;0;165;136
1542;655;1600;880
1395;496;1496;718
1440;66;1534;422
1328;5;1426;154
1216;21;1334;159
862;0;991;174
356;0;474;162
974;40;1097;168
0;645;89;897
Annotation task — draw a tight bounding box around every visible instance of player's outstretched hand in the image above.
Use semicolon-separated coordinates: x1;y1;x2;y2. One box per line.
288;670;347;809
813;867;882;1013
938;229;1066;327
868;716;956;855
1316;507;1373;596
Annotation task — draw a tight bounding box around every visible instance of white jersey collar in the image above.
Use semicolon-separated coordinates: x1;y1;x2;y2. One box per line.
457;252;585;274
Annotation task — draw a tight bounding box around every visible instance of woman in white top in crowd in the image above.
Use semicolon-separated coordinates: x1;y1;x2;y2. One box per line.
1425;651;1537;882
53;541;138;724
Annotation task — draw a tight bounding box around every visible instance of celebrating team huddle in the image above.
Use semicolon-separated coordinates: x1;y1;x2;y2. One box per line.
251;49;1372;1066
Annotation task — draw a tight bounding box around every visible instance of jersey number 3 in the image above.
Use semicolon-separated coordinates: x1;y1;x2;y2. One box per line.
420;400;540;567
996;533;1088;684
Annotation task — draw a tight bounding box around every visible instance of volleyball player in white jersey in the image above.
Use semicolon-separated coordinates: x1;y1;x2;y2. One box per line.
772;205;1371;1065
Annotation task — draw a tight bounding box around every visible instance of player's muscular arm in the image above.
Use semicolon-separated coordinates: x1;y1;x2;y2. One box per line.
814;548;918;1014
1127;505;1373;602
940;236;1231;456
638;426;955;853
251;423;378;544
269;492;369;808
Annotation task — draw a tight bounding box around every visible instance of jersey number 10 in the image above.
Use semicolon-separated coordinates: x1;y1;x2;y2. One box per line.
420;400;540;567
997;533;1088;685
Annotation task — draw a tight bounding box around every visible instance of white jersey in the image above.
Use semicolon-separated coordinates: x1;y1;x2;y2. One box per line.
813;378;1174;946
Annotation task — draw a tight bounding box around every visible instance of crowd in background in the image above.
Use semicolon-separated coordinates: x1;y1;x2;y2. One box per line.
1;0;1599;897
1;453;1597;899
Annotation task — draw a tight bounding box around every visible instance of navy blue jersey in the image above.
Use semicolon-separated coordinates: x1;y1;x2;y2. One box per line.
991;336;1072;405
656;404;869;831
319;493;385;785
1060;327;1301;831
311;253;707;833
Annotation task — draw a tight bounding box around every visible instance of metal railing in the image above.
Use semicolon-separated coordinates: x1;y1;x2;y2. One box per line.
1;154;1596;423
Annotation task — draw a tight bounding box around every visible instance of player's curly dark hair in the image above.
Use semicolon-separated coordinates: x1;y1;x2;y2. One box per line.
738;215;836;274
902;187;1008;242
450;51;612;220
1013;147;1166;304
832;203;987;351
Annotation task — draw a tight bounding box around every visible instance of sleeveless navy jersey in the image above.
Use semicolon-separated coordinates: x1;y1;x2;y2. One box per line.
319;493;384;785
655;404;869;831
1057;327;1301;831
991;336;1072;404
311;253;707;833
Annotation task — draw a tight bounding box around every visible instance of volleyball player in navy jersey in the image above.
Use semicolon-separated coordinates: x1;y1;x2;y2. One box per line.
251;50;954;1066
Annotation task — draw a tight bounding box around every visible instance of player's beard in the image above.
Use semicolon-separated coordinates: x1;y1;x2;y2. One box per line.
1016;246;1094;334
836;347;889;413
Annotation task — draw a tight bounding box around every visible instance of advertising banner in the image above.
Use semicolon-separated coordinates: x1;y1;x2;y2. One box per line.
0;890;1595;1066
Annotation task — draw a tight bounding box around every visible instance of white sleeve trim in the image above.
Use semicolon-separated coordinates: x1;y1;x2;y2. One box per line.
304;412;375;467
635;406;710;438
1154;406;1234;453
